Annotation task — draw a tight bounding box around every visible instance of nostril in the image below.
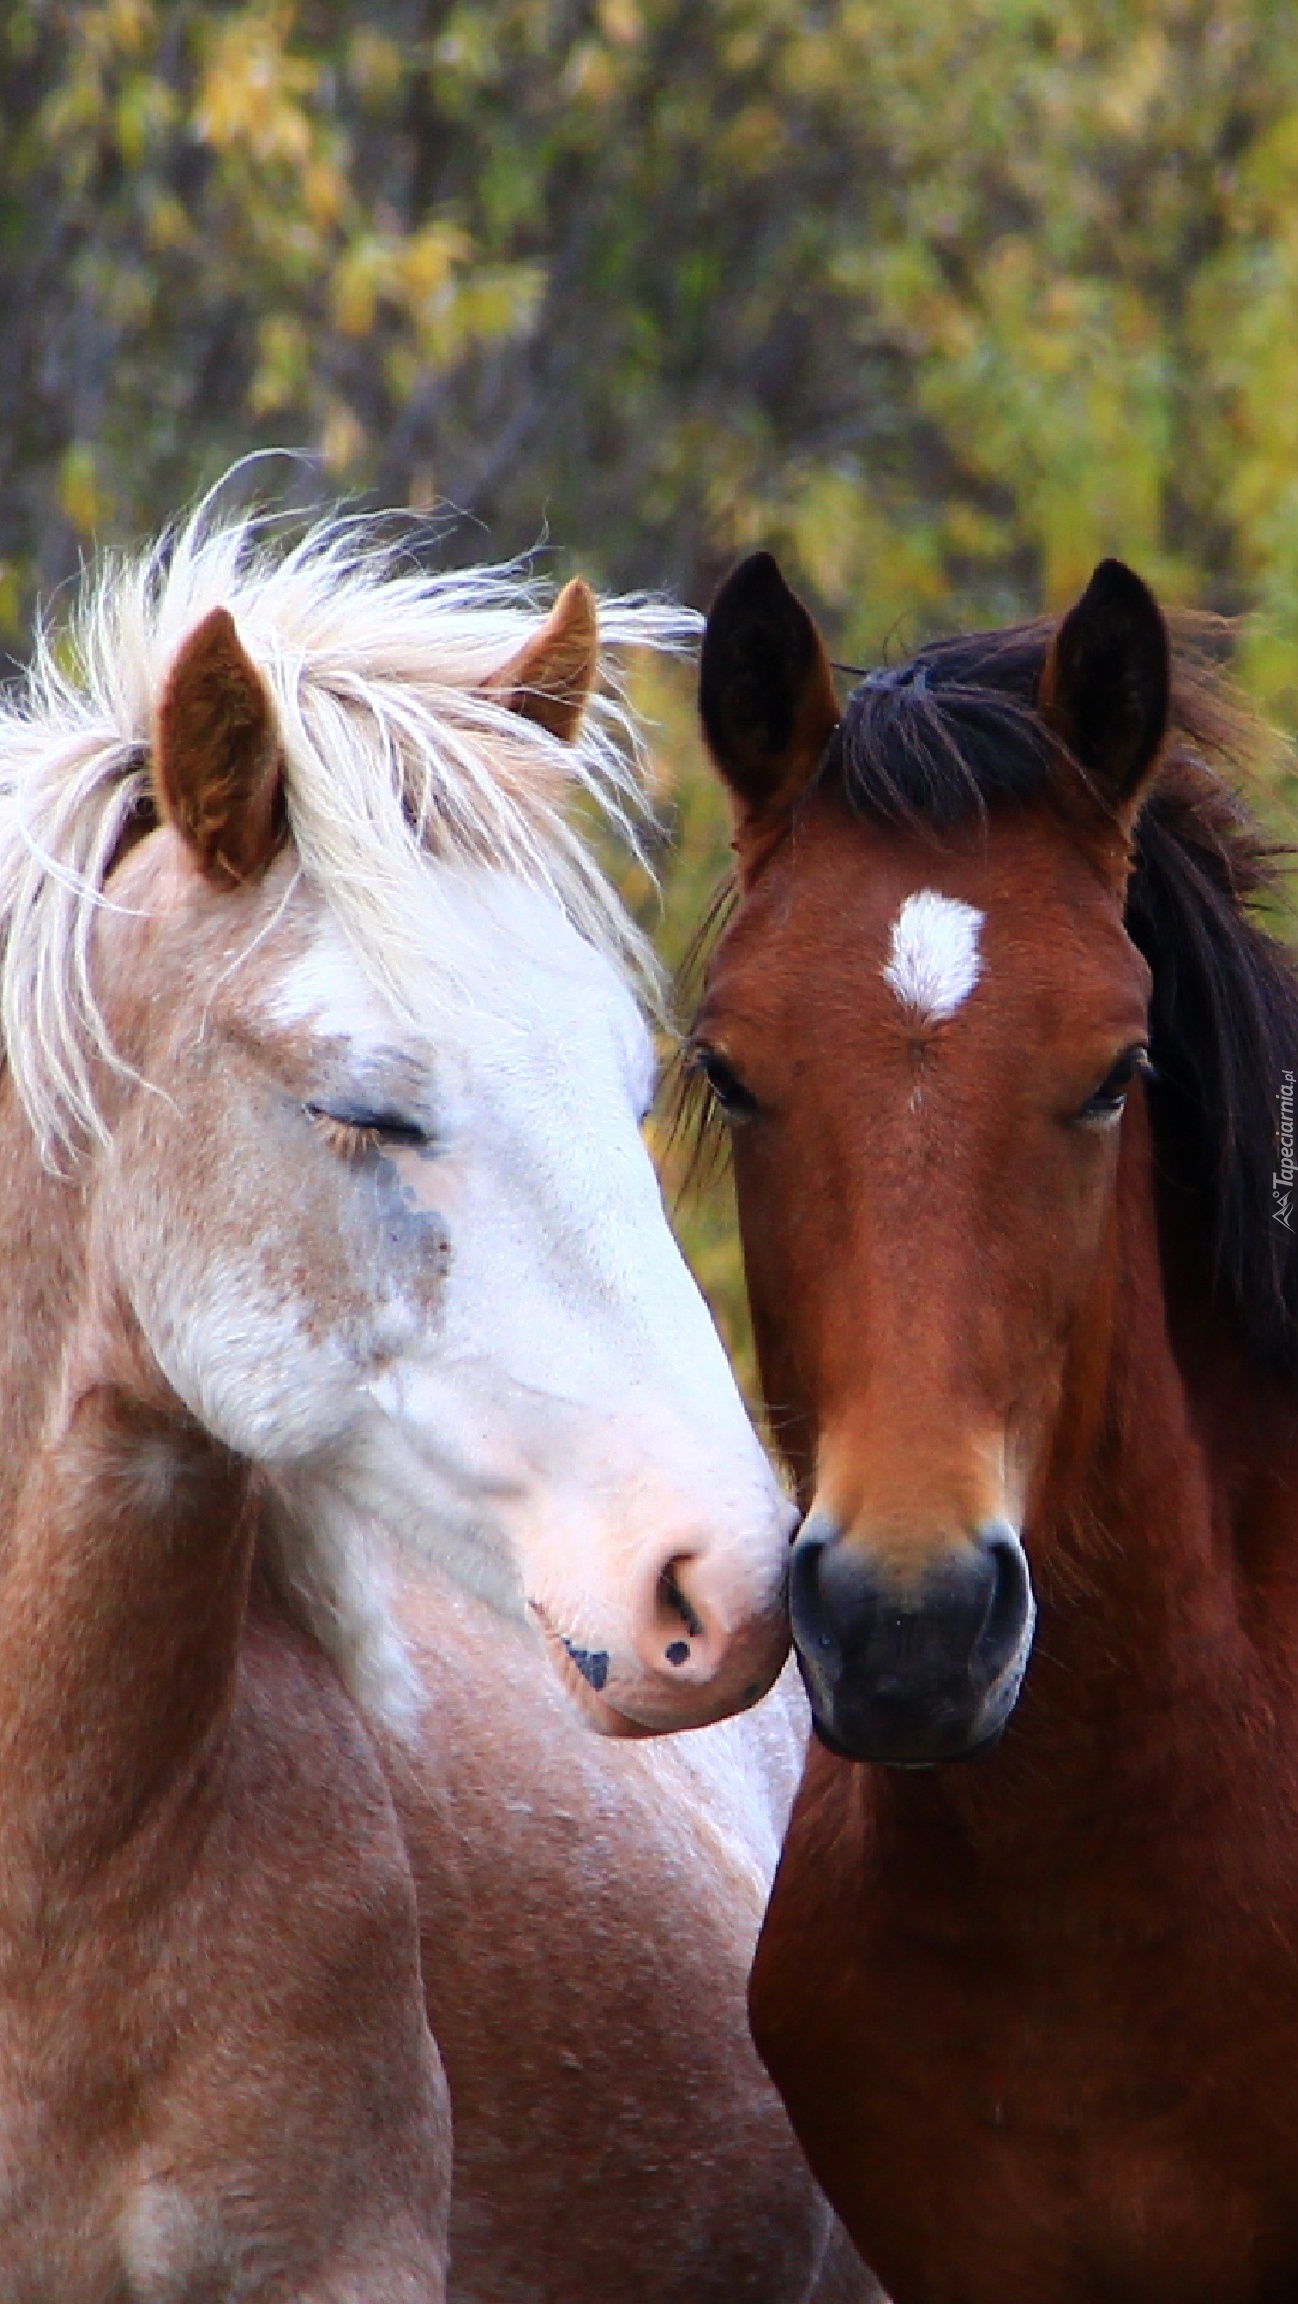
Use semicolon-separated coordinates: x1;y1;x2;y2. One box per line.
640;1555;714;1676
977;1529;1032;1665
658;1558;705;1642
789;1524;839;1659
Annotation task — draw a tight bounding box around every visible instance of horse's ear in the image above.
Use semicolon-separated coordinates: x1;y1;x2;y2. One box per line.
154;607;284;885
1038;559;1169;819
482;578;598;742
700;553;840;847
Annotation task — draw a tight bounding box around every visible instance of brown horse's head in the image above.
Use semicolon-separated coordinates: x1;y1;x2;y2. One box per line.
695;552;1183;1764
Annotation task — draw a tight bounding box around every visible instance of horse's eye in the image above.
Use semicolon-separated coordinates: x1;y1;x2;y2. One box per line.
1077;1045;1150;1126
305;1103;432;1158
689;1044;759;1120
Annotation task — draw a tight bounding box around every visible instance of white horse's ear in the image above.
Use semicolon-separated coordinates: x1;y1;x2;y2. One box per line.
483;578;598;743
154;607;285;885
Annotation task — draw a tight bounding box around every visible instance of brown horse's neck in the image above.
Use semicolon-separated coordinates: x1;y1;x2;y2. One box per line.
877;1097;1298;1886
0;1078;259;1898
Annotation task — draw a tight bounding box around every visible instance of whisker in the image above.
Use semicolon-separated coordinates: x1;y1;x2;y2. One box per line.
662;1048;730;1203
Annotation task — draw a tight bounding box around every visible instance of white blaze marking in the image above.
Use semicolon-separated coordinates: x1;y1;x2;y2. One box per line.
883;890;983;1024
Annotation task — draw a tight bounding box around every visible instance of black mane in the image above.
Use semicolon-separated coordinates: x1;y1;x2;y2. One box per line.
823;617;1298;1378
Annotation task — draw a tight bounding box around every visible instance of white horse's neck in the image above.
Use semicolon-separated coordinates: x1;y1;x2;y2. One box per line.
0;1081;88;1523
0;1085;265;1878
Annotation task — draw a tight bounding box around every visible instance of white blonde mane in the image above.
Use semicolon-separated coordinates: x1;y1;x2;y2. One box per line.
0;499;695;1162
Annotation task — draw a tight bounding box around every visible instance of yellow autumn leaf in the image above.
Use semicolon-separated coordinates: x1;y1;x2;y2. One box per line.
58;445;112;537
196;5;319;165
331;237;396;336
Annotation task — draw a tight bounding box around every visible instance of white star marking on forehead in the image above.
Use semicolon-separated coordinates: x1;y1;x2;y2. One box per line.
883;890;984;1025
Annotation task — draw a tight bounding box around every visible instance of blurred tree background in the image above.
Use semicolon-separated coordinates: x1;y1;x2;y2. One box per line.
5;0;1298;1388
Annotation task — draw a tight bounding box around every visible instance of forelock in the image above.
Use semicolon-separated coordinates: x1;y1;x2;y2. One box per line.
0;495;696;1162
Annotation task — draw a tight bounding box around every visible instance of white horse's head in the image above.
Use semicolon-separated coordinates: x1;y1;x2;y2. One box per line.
0;512;792;1736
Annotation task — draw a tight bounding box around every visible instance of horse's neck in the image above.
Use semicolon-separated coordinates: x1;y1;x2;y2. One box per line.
1050;1125;1298;1738
0;1087;258;1892
0;1092;85;1531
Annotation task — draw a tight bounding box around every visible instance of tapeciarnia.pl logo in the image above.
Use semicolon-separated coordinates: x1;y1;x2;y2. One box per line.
1274;1070;1296;1231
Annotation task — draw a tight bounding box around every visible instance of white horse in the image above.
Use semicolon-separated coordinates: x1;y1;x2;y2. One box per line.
0;506;875;2300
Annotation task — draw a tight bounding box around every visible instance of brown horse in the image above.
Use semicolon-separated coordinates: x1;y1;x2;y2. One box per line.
0;505;845;2298
693;548;1298;2303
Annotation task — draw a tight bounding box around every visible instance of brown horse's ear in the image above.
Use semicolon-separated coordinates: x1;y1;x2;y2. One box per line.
154;607;284;885
482;578;598;742
1039;559;1169;821
700;554;840;850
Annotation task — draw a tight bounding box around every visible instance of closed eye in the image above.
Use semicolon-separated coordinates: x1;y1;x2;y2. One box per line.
687;1041;760;1121
1075;1045;1151;1127
305;1102;433;1157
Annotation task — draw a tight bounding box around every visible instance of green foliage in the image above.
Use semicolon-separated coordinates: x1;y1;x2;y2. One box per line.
6;0;1298;1383
7;0;1298;663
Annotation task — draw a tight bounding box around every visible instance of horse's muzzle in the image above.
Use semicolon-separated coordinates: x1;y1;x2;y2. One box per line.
789;1515;1035;1764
